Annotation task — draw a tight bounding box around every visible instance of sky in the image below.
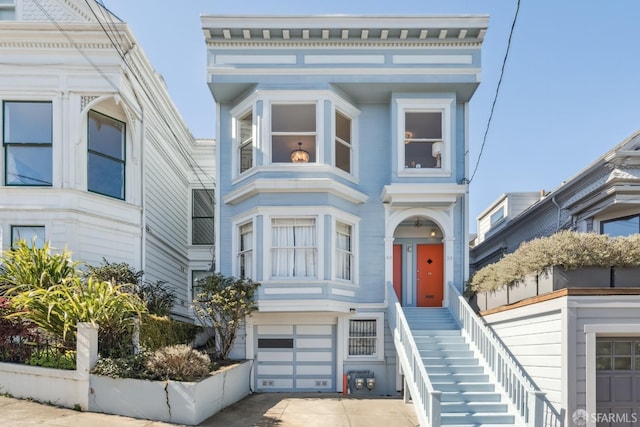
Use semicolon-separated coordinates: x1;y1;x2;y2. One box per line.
104;0;640;232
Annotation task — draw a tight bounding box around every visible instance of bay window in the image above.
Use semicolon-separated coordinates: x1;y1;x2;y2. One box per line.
336;221;353;281
601;214;640;237
238;110;253;174
4;101;52;186
88;110;125;199
11;225;45;248
238;222;253;279
271;104;316;163
335;111;352;173
271;218;317;278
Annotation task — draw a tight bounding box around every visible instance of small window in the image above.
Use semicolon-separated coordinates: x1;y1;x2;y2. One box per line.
11;226;45;248
238;222;253;279
88;110;125;199
271;218;317;278
601;215;640;237
271;104;316;163
238;110;253;173
192;189;214;245
0;0;15;20
348;319;377;356
191;270;211;299
4;101;53;186
404;111;442;169
336;221;352;281
258;338;294;349
335;111;351;173
490;207;505;226
596;339;640;371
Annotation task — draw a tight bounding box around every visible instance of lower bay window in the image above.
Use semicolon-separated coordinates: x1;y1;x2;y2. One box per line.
271;218;317;278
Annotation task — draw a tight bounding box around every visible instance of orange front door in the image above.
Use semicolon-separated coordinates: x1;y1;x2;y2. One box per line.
416;244;444;307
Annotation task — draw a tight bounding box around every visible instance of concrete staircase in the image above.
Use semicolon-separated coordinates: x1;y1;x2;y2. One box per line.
403;307;518;426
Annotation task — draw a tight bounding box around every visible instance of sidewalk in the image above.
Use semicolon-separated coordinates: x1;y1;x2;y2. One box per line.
0;392;419;427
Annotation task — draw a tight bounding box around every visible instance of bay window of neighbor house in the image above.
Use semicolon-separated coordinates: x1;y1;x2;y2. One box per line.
4;101;53;186
336;221;353;281
601;214;640;237
11;225;45;248
271;104;316;164
271;218;317;278
192;189;214;245
87;110;125;199
404;111;442;169
0;0;15;20
238;110;253;174
335;111;351;173
238;222;253;279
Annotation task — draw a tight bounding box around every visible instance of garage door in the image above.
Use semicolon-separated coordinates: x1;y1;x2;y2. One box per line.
596;338;640;426
255;324;335;392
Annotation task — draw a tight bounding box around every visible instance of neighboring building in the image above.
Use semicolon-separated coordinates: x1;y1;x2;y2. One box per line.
471;131;640;426
203;15;488;395
0;0;215;319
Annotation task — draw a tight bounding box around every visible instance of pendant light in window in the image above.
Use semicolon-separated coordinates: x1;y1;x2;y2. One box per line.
290;141;310;163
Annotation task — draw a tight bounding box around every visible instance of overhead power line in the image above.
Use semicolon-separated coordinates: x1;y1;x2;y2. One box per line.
469;0;522;184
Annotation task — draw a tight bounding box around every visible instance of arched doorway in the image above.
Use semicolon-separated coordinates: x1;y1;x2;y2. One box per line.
392;216;444;307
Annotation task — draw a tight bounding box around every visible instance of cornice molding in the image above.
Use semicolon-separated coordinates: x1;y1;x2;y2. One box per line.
206;41;483;49
0;41;114;49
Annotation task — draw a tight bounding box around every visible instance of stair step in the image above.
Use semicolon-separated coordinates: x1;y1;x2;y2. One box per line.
414;335;466;344
426;365;485;374
440;402;509;413
440;392;504;403
416;342;470;351
440;413;516;425
428;373;490;383
419;349;475;358
433;382;495;392
412;329;461;336
423;357;479;366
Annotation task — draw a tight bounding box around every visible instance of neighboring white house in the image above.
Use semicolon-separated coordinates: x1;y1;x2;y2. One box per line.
0;0;215;319
202;14;488;396
471;131;640;427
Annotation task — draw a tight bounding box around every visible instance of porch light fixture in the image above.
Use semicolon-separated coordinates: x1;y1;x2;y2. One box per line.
430;229;437;237
290;141;310;163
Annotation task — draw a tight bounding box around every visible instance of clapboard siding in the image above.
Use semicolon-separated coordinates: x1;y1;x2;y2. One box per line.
484;308;563;410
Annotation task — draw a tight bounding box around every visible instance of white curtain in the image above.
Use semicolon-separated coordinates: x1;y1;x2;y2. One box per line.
336;222;352;281
272;218;316;278
239;223;253;279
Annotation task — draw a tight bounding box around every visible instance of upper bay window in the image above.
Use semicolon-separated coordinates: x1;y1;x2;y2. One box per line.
396;98;453;177
88;110;125;199
335;111;352;173
238;110;253;174
3;101;53;186
271;103;316;164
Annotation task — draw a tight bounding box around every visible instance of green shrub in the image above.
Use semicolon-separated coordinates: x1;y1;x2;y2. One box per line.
86;259;142;287
145;344;211;381
26;349;76;370
470;231;640;293
0;240;81;295
139;314;201;351
92;352;150;379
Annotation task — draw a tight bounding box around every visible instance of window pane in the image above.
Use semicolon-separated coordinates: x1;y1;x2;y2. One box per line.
614;357;632;370
490;208;505;226
272;104;315;132
336;111;350;142
596;356;611;371
88;153;124;199
601;216;640;237
6;145;52;185
193;189;214;217
349;319;376;356
271;218;316;278
614;341;632;355
405;141;439;168
192;218;214;245
239;112;252;143
336;140;350;173
11;226;45;248
405;112;441;140
597;341;612;356
88;111;125;160
4;102;52;143
240;143;253;173
272;135;316;163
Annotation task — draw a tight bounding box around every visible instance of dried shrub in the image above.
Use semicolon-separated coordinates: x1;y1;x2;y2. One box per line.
145;344;211;382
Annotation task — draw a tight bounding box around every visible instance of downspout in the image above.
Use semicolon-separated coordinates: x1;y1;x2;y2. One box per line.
551;196;561;231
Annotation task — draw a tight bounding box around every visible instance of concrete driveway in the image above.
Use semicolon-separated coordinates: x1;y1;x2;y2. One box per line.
201;393;420;427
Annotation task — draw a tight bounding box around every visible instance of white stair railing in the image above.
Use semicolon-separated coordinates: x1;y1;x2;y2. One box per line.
447;281;549;427
387;281;440;427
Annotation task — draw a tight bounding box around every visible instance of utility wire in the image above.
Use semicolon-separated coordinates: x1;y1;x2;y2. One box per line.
469;0;522;183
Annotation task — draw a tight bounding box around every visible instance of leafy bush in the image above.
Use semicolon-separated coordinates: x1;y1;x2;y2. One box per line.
137;281;176;317
26;349;76;370
8;277;147;351
470;231;640;293
92;352;150;379
193;273;259;360
145;344;211;381
86;259;142;288
139;314;201;351
0;240;81;295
